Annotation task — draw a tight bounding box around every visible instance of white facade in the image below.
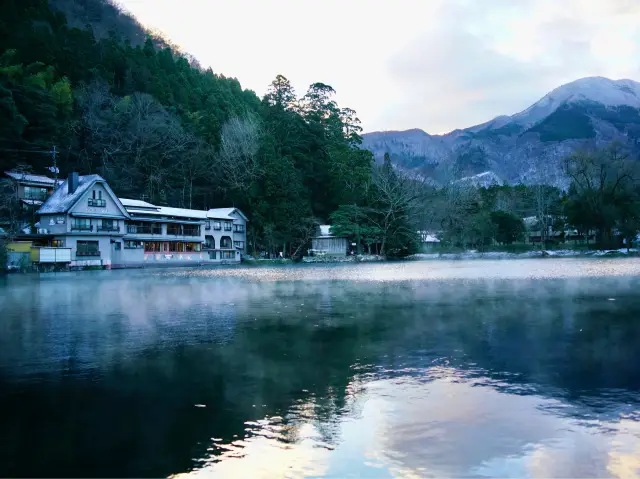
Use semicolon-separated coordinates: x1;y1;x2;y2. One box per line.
36;174;248;269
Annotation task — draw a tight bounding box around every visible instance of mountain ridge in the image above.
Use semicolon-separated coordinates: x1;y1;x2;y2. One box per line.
362;76;640;186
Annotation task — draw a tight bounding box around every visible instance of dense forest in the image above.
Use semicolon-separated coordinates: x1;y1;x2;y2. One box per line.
0;0;378;255
1;0;639;259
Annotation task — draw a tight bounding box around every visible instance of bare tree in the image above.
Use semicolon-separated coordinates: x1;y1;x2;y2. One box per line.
364;161;426;256
216;115;263;191
563;141;639;247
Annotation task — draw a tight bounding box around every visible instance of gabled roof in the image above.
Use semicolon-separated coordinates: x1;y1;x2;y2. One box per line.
5;171;62;187
37;175;130;218
207;207;248;221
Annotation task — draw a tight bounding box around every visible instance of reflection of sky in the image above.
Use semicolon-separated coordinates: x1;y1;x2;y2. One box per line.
173;368;640;478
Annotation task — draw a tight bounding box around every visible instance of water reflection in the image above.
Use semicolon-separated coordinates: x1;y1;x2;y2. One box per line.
0;259;640;477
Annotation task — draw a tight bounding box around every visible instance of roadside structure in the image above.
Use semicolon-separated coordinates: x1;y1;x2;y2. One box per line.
310;225;348;256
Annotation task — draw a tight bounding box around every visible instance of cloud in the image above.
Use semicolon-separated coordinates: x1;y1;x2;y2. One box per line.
381;0;640;133
118;0;640;134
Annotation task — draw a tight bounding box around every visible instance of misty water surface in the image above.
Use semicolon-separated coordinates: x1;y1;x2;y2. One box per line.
1;259;640;478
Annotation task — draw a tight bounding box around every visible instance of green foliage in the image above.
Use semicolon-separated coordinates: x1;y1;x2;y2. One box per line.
490;210;525;244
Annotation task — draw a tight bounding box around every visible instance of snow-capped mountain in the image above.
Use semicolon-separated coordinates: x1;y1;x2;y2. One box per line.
362;77;640;186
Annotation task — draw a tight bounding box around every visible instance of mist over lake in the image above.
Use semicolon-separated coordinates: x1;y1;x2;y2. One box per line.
1;259;640;478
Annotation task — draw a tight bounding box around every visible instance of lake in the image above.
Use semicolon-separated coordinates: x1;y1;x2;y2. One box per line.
1;259;640;478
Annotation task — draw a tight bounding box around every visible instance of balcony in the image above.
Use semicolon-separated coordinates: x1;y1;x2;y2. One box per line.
88;198;106;207
167;225;201;237
127;224;162;235
76;250;100;257
71;224;93;232
97;225;120;232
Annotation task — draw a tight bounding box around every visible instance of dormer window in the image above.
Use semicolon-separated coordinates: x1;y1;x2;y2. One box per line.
88;190;106;207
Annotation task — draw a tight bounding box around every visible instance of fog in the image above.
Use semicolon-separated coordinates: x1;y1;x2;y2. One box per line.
1;259;639;477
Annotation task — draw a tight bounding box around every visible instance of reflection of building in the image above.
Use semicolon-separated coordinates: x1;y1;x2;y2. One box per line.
311;225;347;256
31;173;247;269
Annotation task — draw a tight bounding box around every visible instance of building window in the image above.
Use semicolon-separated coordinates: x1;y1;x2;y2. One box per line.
234;224;245;233
220;251;235;259
56;216;65;224
213;221;221;230
72;218;92;231
144;241;162;252
205;236;215;249
114;241;122;251
51;239;64;247
224;221;232;231
185;242;201;252
124;241;143;249
205;220;211;230
76;240;99;257
24;186;48;201
234;241;245;249
98;219;118;232
220;236;232;248
167;224;200;236
127;222;162;235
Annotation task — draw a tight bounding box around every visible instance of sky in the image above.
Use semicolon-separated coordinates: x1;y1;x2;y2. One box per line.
118;0;640;134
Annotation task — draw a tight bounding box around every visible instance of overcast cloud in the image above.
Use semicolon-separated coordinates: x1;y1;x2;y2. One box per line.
119;0;640;134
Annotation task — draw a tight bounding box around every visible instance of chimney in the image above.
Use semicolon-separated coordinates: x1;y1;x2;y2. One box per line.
68;172;79;194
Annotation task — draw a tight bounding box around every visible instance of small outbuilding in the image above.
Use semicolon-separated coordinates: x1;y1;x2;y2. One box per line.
310;225;348;256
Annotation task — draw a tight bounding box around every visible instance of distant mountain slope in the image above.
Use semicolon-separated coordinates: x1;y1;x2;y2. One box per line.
362;77;640;186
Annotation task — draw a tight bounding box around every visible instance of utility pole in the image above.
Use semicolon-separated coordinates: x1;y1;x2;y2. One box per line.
51;145;58;181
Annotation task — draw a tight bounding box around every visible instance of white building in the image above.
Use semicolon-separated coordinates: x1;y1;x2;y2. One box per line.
36;173;248;268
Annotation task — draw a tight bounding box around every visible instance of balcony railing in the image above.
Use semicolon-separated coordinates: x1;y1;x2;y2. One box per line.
71;224;93;232
167;226;201;236
76;250;100;257
24;193;49;201
97;225;120;232
88;199;106;207
127;225;162;235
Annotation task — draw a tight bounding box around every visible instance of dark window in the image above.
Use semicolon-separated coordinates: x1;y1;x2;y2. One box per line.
220;237;232;248
234;241;245;249
76;240;99;256
224;222;232;231
205;221;211;230
124;241;143;249
127;222;161;235
144;241;162;252
213;221;221;230
72;218;91;231
234;224;245;233
220;251;235;259
99;220;118;232
51;239;64;247
114;242;122;251
24;186;48;201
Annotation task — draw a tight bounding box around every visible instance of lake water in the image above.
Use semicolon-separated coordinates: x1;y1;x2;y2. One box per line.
1;259;640;478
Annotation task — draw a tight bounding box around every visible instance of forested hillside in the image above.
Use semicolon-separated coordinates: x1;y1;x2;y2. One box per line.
0;0;379;255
